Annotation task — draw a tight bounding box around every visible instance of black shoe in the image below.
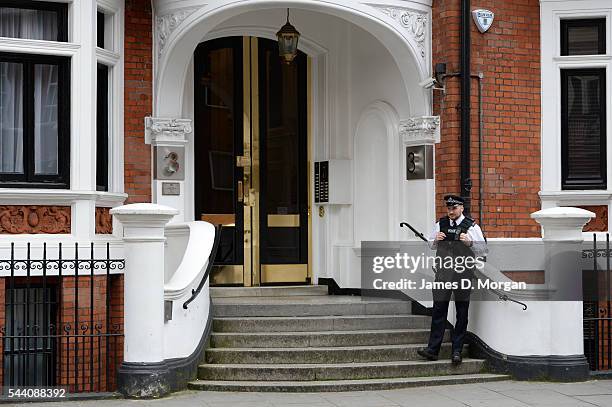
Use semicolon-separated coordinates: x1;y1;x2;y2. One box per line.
451;351;462;365
417;347;438;361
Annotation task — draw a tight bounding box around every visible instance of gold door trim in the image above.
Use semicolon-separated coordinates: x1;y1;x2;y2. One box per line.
307;57;313;282
201;214;236;226
242;37;253;287
211;265;244;286
261;264;309;284
250;37;261;287
268;215;300;228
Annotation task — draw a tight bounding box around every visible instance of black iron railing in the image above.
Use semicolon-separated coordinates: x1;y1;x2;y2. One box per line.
183;225;222;309
583;233;612;371
0;242;124;393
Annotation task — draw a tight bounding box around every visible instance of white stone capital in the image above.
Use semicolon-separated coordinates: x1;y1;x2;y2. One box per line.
145;117;192;146
531;207;595;241
399;116;440;145
111;203;179;241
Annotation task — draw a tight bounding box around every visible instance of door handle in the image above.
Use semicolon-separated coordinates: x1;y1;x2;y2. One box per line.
237;181;244;203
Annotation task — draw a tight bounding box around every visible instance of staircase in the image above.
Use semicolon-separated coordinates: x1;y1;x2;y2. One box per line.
189;285;509;392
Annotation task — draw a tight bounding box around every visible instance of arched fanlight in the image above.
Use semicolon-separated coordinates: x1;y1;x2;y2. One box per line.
277;8;300;64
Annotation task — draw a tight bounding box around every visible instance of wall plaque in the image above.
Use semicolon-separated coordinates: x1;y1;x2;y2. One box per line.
162;182;181;196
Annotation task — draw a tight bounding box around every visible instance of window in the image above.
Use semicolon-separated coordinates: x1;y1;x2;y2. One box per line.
0;1;67;42
97;11;105;49
0;2;70;188
561;69;607;190
96;63;109;191
561;19;606;56
0;53;70;188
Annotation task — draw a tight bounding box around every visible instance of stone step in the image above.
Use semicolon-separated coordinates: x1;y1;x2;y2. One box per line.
211;285;328;298
212;297;411;317
205;343;463;364
210;329;446;348
198;359;486;381
188;373;510;392
212;314;430;333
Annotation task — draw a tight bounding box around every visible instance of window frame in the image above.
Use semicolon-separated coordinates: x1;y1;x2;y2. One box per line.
560;18;606;56
0;52;71;189
0;0;68;43
560;67;607;190
96;63;109;192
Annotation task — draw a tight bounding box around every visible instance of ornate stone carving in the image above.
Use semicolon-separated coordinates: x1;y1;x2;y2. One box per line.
0;206;71;234
399;116;440;144
156;7;200;58
370;6;427;58
96;207;113;235
576;205;608;232
145;117;192;145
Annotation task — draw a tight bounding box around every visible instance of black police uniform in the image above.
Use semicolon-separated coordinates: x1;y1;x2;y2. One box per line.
420;195;483;362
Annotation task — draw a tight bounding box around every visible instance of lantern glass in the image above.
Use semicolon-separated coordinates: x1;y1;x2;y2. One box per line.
277;10;300;64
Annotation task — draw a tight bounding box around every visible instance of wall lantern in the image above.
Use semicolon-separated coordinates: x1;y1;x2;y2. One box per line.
277;8;300;64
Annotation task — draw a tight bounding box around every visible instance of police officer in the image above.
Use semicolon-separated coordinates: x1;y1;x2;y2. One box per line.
417;194;486;365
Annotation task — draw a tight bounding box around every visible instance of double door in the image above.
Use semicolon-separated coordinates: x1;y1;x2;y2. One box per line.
194;37;310;286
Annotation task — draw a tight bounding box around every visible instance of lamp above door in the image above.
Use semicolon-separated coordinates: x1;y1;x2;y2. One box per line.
277;8;301;64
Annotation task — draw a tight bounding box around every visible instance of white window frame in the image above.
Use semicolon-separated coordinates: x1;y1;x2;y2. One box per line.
0;0;126;240
96;0;122;194
540;1;612;236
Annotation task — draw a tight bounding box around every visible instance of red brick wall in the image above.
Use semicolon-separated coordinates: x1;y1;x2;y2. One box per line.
124;0;153;204
432;0;541;237
57;275;123;392
0;276;123;392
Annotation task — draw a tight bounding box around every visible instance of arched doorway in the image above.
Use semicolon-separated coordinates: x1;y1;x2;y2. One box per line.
194;37;309;286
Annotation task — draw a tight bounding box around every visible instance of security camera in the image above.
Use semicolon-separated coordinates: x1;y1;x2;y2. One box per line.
419;77;440;89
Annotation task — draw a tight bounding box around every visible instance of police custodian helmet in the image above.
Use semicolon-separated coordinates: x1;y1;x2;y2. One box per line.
444;195;464;207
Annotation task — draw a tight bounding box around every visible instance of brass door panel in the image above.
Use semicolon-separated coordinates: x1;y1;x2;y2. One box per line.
201;214;236;226
267;215;300;228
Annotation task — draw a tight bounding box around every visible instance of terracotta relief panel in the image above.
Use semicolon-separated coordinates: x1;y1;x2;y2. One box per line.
577;206;608;232
0;206;71;234
95;207;113;234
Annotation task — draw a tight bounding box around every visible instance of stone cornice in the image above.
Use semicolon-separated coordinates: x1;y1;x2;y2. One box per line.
399;116;440;144
145;117;193;145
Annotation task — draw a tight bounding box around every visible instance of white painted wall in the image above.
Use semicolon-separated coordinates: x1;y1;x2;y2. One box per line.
163;221;215;359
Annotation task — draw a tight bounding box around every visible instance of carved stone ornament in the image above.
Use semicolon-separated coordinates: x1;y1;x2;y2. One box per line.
399;116;441;144
576;205;608;232
145;117;193;145
156;7;200;58
0;206;71;234
95;207;113;235
370;6;427;58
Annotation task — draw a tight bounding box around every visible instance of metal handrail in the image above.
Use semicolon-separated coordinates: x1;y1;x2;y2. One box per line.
399;222;528;310
183;224;222;309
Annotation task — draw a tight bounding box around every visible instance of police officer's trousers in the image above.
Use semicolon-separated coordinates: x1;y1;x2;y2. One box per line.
426;279;471;355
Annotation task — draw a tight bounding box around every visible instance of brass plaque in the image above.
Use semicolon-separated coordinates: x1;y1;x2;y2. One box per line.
267;214;300;228
261;264;308;284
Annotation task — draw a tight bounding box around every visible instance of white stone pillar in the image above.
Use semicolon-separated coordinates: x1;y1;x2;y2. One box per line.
110;203;177;363
531;206;594;378
145;117;192;223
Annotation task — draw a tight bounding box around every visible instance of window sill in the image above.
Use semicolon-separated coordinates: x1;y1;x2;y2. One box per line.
539;190;612;205
0;189;127;207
